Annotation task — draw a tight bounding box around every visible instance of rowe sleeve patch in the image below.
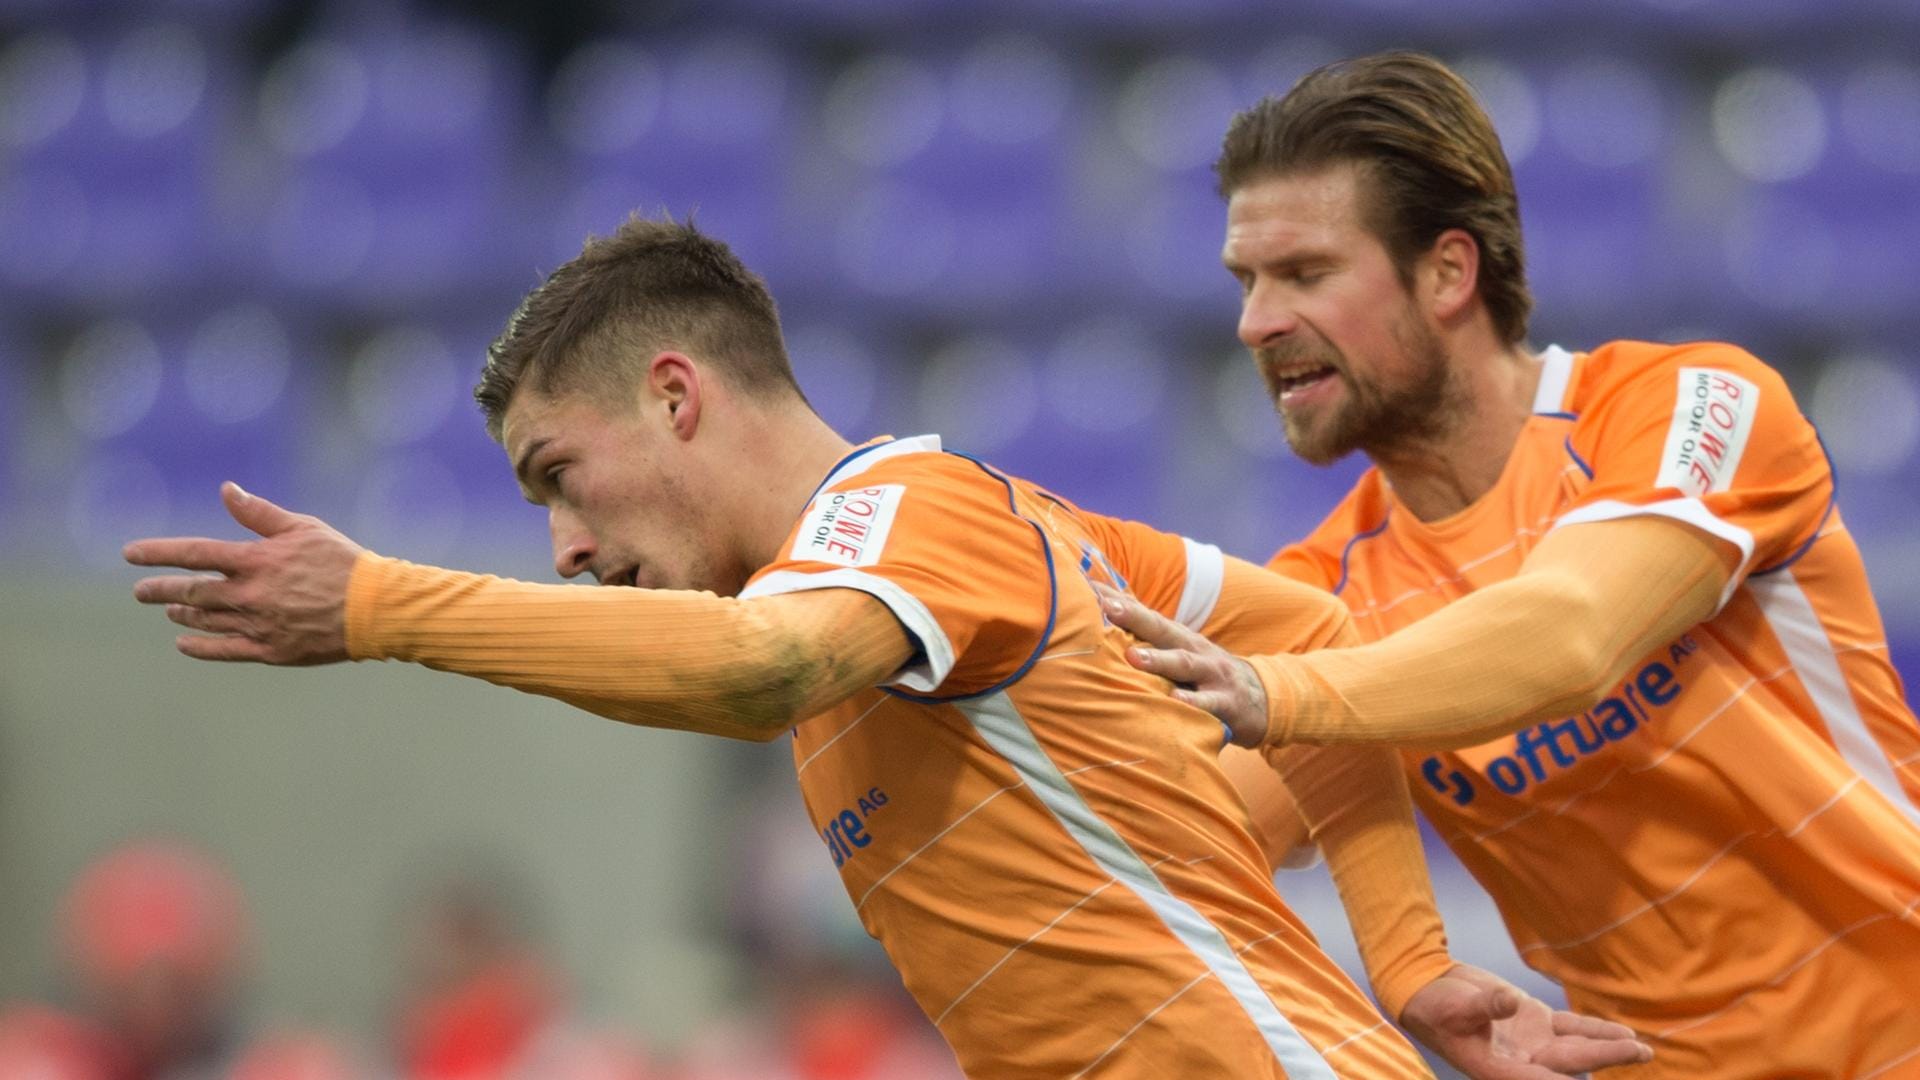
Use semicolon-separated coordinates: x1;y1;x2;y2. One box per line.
791;484;906;567
1656;367;1760;497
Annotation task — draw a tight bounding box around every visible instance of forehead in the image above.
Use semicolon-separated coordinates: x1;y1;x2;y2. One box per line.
500;385;591;457
1222;165;1373;262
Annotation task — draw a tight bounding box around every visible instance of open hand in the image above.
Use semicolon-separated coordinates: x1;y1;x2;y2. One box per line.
1092;582;1270;747
124;482;364;664
1400;964;1653;1080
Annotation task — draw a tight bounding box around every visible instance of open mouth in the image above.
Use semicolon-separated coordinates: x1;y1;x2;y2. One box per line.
1271;364;1338;400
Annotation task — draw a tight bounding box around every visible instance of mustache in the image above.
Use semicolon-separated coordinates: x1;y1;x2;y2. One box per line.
1253;340;1346;390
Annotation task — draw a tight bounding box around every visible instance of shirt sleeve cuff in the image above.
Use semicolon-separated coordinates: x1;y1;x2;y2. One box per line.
344;551;402;661
1246;652;1309;746
1376;952;1460;1024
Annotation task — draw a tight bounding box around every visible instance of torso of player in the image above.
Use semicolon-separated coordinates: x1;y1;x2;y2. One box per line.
1277;342;1920;1074
755;445;1429;1080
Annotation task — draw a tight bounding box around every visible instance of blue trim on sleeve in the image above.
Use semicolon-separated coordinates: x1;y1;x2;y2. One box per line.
1332;512;1392;597
1750;429;1839;578
1537;410;1579;421
1563;437;1595;480
1034;488;1075;513
881;451;1060;705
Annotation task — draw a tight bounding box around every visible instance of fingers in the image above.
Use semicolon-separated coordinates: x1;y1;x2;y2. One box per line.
1097;589;1200;651
175;633;273;663
1531;1036;1655;1074
1176;689;1260;745
1127;646;1202;684
1540;1010;1654;1071
133;574;239;610
1550;1010;1641;1042
1481;1064;1586;1080
222;481;308;539
124;537;252;573
165;604;253;636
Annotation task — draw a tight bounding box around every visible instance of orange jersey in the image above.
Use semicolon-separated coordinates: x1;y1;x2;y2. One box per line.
1273;341;1920;1078
740;436;1431;1080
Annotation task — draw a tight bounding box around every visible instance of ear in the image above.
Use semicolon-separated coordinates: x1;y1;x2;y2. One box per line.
1421;228;1481;325
646;351;703;441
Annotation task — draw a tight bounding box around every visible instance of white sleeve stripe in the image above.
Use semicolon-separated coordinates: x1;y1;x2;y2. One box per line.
1532;345;1576;414
1175;538;1226;630
1751;571;1920;832
738;568;955;693
1551;498;1755;613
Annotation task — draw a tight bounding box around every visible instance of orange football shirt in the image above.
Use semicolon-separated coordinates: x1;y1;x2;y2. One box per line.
741;436;1432;1080
1272;341;1920;1078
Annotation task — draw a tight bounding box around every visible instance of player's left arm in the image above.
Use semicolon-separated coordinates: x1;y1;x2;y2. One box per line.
126;483;914;742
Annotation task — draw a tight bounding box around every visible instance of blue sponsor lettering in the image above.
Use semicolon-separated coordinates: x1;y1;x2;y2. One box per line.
1419;638;1697;806
1487;757;1528;795
821;787;889;868
1422;757;1476;805
1640;659;1680;705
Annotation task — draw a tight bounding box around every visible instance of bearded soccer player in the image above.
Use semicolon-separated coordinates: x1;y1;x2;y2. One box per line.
126;218;1647;1079
1101;51;1920;1079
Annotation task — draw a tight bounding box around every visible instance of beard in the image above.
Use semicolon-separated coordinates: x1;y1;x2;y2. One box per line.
1260;313;1463;467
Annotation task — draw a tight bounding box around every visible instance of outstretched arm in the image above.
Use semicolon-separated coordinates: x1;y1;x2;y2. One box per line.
126;484;914;741
1114;515;1733;749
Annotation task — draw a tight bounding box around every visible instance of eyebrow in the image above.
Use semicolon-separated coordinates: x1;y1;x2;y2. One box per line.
512;437;552;497
1223;250;1336;275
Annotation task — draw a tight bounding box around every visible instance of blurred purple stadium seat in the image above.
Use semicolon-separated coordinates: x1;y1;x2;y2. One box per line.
786;320;890;436
244;23;526;305
545;33;789;282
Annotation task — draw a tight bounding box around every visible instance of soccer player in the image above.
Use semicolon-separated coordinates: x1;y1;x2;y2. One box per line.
125;218;1649;1079
1101;51;1920;1078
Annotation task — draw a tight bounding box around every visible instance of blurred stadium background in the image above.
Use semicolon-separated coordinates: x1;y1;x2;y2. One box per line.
1;0;1916;1075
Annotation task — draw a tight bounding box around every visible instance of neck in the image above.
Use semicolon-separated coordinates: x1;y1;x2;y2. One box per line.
729;404;856;575
1372;341;1543;522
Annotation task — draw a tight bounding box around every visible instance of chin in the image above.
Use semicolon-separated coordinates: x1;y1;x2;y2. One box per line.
1283;419;1358;467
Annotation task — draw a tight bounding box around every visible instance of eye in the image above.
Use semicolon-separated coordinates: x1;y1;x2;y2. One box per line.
544;465;569;496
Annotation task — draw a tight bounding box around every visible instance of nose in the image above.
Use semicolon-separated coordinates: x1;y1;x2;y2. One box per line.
549;507;596;580
1238;278;1301;350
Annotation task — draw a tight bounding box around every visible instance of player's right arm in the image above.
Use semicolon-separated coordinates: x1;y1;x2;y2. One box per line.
344;555;916;742
126;482;916;742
